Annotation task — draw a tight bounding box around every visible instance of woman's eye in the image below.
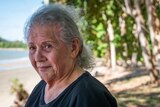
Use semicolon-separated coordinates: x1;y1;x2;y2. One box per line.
43;44;53;52
29;46;36;53
44;44;52;49
29;46;35;50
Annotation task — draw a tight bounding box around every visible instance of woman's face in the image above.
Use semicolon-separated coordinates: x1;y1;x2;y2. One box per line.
28;24;74;83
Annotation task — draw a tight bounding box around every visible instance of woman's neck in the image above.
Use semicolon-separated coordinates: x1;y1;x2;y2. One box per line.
44;66;84;104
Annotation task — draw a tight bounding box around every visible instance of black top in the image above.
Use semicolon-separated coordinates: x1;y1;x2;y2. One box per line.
25;71;117;107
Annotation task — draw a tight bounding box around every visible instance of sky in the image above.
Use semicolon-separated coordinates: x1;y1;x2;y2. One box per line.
0;0;43;41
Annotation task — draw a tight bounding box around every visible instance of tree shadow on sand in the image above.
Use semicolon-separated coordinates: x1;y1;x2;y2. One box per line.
105;67;149;85
102;66;160;107
115;85;160;107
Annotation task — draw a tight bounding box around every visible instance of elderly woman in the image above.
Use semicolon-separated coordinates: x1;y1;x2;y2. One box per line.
24;4;117;107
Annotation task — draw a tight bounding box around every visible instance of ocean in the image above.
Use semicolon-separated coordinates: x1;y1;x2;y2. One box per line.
0;49;31;71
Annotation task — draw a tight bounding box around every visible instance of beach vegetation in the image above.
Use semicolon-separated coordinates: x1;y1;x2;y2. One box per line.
10;78;28;107
0;37;27;49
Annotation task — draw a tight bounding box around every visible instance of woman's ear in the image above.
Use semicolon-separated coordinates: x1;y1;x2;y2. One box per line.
71;38;81;58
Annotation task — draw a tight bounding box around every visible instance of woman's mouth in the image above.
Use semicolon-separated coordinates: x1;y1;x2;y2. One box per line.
38;66;52;72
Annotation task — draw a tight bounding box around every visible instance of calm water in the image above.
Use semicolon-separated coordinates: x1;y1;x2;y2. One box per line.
0;49;28;60
0;49;31;71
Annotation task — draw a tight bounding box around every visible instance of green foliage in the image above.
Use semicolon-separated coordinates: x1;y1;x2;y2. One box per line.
0;37;27;48
49;0;113;57
10;78;25;95
0;41;27;48
45;0;149;62
10;78;28;107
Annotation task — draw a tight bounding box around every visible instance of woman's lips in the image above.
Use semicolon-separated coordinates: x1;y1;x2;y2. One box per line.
38;66;51;71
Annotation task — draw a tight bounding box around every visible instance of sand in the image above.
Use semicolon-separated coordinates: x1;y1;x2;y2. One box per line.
0;61;40;107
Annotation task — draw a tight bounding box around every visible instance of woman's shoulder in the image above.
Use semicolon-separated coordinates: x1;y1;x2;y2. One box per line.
29;80;46;96
71;71;106;96
70;71;117;107
76;71;106;89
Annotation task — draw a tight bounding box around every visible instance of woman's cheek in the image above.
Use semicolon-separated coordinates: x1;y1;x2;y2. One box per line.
29;55;36;69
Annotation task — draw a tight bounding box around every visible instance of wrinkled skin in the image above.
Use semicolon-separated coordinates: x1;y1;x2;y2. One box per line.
28;24;79;84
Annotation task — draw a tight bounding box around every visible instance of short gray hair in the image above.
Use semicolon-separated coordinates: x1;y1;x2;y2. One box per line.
24;4;94;69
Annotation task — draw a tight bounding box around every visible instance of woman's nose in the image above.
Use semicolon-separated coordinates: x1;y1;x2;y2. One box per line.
35;49;46;62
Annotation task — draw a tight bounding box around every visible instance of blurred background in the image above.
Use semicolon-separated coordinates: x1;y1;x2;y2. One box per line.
0;0;160;107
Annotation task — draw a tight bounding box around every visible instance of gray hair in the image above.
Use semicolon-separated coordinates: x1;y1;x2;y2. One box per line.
24;4;94;69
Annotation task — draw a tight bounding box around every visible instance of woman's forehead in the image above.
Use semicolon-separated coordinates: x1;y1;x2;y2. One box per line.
29;24;59;40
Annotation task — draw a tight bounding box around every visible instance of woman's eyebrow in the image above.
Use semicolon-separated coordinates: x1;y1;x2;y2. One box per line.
28;42;34;45
41;40;56;44
41;41;59;46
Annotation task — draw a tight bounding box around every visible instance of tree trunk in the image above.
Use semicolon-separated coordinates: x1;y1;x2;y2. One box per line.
124;0;132;15
145;0;159;82
131;53;138;67
107;20;116;69
134;0;158;83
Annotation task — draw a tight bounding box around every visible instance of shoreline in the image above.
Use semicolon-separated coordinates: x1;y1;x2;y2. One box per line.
0;48;29;65
0;48;28;51
0;67;40;107
0;57;40;107
0;57;30;71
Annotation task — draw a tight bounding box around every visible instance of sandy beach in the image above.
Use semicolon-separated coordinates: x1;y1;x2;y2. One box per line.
0;60;40;107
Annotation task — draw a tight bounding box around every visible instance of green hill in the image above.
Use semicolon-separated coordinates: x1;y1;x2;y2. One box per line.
0;36;8;42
